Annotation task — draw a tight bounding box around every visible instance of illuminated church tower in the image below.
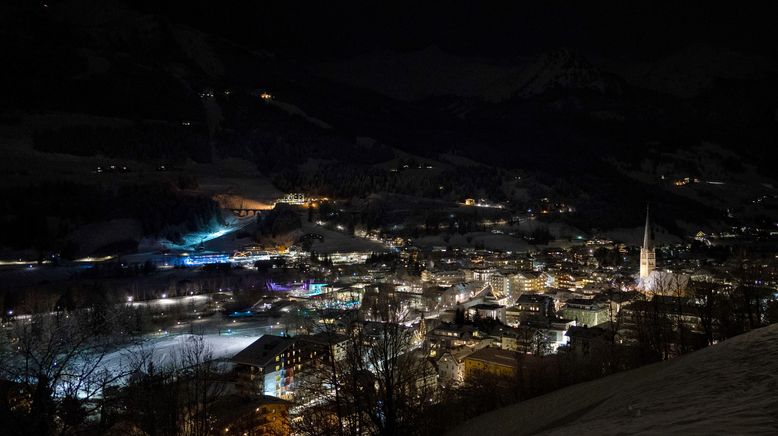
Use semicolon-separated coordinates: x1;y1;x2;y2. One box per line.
639;205;656;279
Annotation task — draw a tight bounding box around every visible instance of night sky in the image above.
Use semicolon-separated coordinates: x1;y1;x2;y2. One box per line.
134;2;777;60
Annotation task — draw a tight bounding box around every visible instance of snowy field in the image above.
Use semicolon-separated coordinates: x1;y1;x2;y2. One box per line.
451;323;778;435
302;221;389;254
412;232;530;252
601;225;684;246
97;334;259;377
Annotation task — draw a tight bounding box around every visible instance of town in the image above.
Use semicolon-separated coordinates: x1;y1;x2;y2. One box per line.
3;2;778;434
1;196;776;435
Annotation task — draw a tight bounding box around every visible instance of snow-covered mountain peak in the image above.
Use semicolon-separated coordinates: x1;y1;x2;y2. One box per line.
482;48;618;101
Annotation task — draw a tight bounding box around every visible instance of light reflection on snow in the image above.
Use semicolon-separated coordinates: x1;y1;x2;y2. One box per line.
162;215;252;251
69;334;261;399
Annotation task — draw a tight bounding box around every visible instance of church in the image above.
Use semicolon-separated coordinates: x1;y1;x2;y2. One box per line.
638;205;689;294
639;206;656;279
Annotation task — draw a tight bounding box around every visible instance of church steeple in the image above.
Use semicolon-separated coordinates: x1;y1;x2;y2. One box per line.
643;204;654;250
639;203;656;280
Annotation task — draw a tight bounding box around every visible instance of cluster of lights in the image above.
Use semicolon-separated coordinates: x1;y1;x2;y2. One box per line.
95;165;129;174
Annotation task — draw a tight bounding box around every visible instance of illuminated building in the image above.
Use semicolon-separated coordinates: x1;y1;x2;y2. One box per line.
463;347;518;379
233;335;311;399
560;298;609;327
395;283;423;294
507;294;554;325
492;324;567;354
422;270;466;286
641;271;690;295
489;273;511;297
289;281;328;297
297;332;350;362
440;282;488;308
555;273;578;291
276;193;307;205
510;272;543;294
473;268;497;281
212;395;291;436
232;245;272;261
437;348;475;386
467;303;506;323
540;320;575;353
181;252;230;266
317;251;374;265
427;324;490;357
640;205;656;279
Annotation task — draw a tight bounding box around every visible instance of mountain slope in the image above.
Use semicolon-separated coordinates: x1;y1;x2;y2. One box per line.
482;48;620;101
313;47;618;102
3;1;777;237
606;43;778;99
450;324;778;435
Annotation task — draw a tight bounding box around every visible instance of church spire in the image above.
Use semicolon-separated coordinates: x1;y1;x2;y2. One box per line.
643;204;654;250
640;204;656;280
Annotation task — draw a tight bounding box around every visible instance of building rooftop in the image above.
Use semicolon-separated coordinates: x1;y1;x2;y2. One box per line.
516;294;551;304
297;331;350;346
471;303;505;310
232;335;294;368
464;347;519;369
210;393;292;430
564;298;603;309
440;346;478;362
565;325;612;340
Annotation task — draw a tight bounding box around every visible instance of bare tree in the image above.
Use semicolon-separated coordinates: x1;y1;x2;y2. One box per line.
294;299;437;436
121;345;180;436
688;281;719;346
0;300;133;436
116;335;226;436
175;335;225;436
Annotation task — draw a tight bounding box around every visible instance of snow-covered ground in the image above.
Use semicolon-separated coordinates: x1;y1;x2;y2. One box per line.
192;158;282;203
411;233;530;253
601;226;683;247
302;221;388;254
450;324;778;435
161;214;254;251
267;99;331;129
128;294;210;309
97;334;259;377
511;220;586;241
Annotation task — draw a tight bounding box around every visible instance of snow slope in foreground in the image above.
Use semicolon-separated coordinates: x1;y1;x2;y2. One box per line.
451;324;778;435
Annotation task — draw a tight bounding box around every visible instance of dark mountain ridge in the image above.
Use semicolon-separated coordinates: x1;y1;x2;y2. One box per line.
2;0;777;245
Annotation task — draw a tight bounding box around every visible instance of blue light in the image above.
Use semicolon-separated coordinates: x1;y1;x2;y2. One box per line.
181;253;230;266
